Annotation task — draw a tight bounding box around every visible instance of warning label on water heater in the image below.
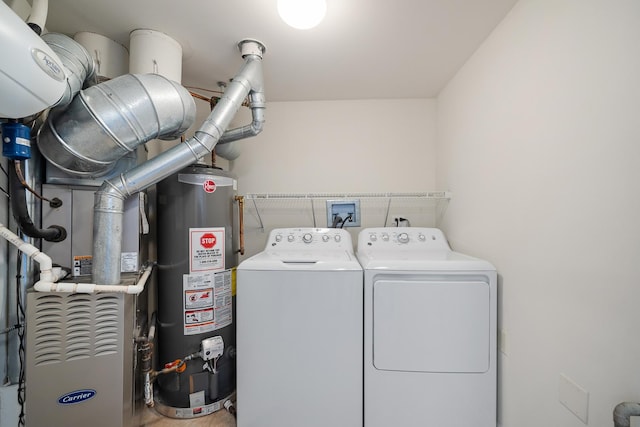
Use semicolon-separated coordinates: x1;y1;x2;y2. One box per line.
189;227;225;273
183;270;233;336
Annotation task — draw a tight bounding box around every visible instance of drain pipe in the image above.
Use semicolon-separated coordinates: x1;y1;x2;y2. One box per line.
0;222;153;293
614;402;640;427
92;39;265;286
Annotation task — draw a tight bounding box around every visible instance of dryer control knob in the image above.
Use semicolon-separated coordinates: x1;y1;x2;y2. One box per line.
302;233;313;243
382;233;390;241
418;234;426;241
397;232;410;243
287;235;295;242
322;235;330;242
334;234;341;242
369;234;377;241
275;234;283;242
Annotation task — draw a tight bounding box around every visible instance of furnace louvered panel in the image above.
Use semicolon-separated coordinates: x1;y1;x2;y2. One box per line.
28;293;123;365
25;290;139;427
32;294;64;365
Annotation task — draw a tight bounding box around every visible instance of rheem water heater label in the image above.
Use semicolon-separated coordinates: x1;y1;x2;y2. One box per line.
183;270;233;335
189;227;225;273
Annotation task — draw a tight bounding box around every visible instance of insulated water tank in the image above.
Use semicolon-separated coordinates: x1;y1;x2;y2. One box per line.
155;164;238;418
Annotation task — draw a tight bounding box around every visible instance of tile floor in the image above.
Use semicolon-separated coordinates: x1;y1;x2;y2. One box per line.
141;407;236;427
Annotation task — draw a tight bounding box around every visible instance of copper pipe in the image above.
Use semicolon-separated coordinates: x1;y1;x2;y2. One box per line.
235;195;245;255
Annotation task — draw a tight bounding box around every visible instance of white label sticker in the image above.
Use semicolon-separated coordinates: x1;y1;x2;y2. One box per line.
183;270;233;335
189;227;225;273
121;252;138;272
15;137;30;147
213;269;233;329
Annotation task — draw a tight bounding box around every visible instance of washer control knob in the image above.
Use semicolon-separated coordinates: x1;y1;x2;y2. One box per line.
397;232;410;244
418;233;426;241
334;234;341;242
322;235;330;242
275;234;282;242
382;233;390;241
302;233;313;243
287;235;295;242
370;234;377;242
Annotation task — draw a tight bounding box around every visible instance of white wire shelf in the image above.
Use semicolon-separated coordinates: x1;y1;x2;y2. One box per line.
244;191;451;200
242;191;451;230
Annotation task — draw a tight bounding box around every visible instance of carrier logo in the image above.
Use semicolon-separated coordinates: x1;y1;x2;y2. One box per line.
203;179;216;193
58;389;96;405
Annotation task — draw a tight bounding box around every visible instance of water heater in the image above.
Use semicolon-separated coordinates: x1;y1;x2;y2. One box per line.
154;164;238;418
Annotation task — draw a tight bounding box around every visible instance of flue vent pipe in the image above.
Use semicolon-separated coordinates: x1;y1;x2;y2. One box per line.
92;39;266;285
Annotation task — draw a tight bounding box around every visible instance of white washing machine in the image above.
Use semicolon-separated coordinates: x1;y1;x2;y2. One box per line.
357;227;497;427
237;228;363;427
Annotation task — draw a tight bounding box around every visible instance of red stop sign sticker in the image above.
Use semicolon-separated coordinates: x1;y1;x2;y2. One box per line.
200;233;216;248
203;180;216;193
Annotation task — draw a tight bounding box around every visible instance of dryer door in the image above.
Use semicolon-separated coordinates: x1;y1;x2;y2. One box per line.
373;278;490;373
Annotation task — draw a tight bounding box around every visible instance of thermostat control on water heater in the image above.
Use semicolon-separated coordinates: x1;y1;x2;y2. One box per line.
201;336;224;361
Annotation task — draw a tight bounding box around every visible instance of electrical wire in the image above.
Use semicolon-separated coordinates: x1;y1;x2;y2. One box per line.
13;160;55;204
1;324;22;334
0;160;9;198
0;160;9;177
15;244;26;427
339;214;353;229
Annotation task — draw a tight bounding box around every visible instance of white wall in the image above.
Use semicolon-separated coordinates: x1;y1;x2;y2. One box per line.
228;99;438;255
436;0;640;426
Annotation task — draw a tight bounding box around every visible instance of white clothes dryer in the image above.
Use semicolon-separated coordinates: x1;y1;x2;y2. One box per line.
357;227;497;427
237;228;363;427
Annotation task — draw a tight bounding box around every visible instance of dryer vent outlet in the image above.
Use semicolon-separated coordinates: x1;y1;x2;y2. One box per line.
326;200;361;228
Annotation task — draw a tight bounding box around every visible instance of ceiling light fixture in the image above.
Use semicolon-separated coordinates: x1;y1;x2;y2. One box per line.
277;0;327;30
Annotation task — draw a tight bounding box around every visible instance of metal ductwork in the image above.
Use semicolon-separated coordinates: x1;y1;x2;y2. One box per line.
41;32;96;108
37;73;196;177
92;38;266;285
215;91;266;160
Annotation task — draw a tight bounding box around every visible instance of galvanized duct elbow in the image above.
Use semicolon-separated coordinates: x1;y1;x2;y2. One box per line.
614;402;640;427
93;39;266;285
40;33;95;108
37;73;196;177
216;94;266;160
